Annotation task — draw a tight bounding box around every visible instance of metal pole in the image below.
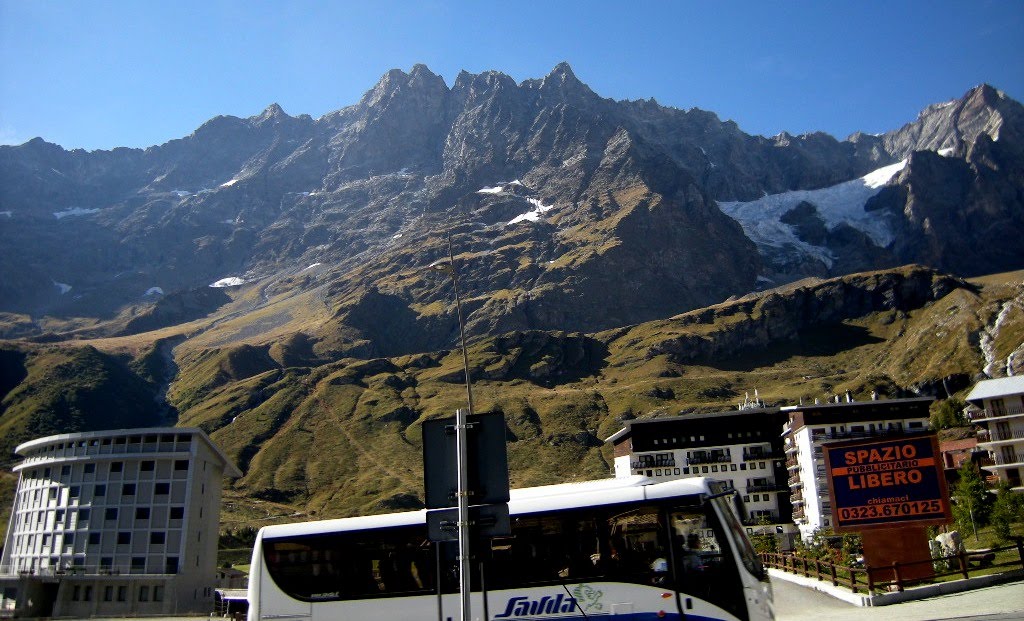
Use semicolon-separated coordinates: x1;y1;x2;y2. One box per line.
447;233;473;621
447;233;475;416
456;406;471;621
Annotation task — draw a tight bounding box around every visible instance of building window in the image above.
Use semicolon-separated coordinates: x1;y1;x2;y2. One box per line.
100;557;113;570
153;585;164;602
132;557;145;572
139;585;150;602
94;484;106;497
78;509;89;523
117;586;127;602
83;586;92;602
69;486;80;498
88;532;101;545
48;487;57;500
72;585;81;601
155;482;170;495
105;508;118;521
84;463;95;474
170;507;184;520
135;507;150;520
110;461;123;473
174;460;189;471
60;465;70;476
166;557;179;574
117;532;131;545
141;460;155;472
122;483;136;496
104;586;113;602
150;532;165;545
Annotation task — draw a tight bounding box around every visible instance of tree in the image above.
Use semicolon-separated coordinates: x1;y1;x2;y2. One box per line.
929;398;967;430
951;461;991;537
989;481;1024;542
749;515;778;554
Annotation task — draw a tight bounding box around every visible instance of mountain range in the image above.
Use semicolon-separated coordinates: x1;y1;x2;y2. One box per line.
0;64;1022;524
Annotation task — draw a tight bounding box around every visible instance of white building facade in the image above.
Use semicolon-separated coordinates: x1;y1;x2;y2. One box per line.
967;376;1024;490
782;398;932;541
0;428;241;618
607;408;800;549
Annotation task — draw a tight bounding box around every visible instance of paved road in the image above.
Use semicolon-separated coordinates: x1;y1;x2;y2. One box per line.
773;575;1024;621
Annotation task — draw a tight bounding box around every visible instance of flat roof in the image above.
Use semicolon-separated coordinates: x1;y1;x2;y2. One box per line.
605;407;783;444
965;376;1024;404
14;427;242;478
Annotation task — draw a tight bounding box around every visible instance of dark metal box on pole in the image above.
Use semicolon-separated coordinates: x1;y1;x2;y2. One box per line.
422;410;511;538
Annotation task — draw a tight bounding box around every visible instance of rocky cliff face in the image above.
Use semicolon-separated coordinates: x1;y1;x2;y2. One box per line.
0;67;1021;352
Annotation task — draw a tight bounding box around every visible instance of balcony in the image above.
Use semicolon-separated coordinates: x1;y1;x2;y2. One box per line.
970;404;1024;422
631;457;676;469
742;513;779;526
742;449;782;461
978;428;1024;444
987;456;1024;469
746;481;787;494
687;453;731;465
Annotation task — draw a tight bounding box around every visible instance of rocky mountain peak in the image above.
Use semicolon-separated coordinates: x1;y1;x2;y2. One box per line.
532;62;597;103
361;66;450;110
254;103;290;125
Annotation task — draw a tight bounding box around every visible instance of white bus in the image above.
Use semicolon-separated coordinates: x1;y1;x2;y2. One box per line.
247;476;773;621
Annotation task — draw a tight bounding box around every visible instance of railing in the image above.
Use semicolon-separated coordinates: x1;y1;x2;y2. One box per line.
631;458;676;469
743;451;783;461
746;482;786;494
687;454;731;465
981;428;1024;442
970;404;1024;421
1;562;177;577
762;538;1024;595
990;455;1024;467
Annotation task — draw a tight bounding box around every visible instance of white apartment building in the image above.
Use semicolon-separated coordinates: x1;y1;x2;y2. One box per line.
782;398;932;541
606;408;800;549
967;376;1024;490
0;428;241;618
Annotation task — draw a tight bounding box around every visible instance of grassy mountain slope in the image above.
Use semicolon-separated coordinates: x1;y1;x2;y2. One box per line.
1;266;1021;533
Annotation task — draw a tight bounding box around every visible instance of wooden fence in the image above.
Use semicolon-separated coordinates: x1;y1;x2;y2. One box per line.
761;537;1024;594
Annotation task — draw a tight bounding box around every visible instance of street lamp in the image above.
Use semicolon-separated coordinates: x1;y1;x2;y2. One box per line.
428;232;474;621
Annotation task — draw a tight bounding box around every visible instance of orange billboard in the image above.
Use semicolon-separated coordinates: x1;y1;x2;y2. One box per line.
823;434;951;532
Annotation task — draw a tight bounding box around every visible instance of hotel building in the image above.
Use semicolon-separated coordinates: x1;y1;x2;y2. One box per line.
606;407;800;548
0;428;241;618
967;376;1024;490
782;398;932;540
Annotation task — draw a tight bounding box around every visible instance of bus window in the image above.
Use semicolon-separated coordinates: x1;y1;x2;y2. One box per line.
483;511;605;591
264;526;436;601
608;506;669;586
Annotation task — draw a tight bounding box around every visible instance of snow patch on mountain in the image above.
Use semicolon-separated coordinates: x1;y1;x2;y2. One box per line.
0;211;12;218
53;281;72;294
718;160;907;267
508;198;554;225
53;207;100;219
144;287;164;296
210;277;245;288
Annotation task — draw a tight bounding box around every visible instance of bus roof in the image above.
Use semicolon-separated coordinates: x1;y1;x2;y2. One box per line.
258;476;719;540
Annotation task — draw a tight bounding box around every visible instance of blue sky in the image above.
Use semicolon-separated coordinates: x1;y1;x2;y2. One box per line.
2;0;1022;151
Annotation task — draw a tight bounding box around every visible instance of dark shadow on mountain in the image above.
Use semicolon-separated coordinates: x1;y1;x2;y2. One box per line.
706;324;886;372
